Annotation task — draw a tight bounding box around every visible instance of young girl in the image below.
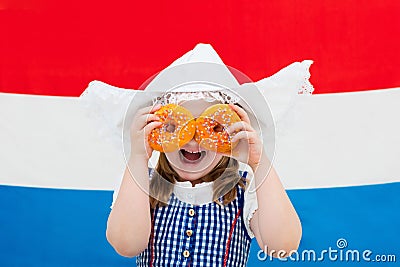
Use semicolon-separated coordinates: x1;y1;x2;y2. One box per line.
105;90;302;267
81;44;311;266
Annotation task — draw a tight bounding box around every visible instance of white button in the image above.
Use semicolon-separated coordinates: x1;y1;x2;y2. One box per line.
188;208;195;216
186;230;193;237
183;250;190;257
188;193;193;199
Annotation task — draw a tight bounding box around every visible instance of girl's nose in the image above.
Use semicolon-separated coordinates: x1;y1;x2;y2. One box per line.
181;136;201;150
187;137;198;145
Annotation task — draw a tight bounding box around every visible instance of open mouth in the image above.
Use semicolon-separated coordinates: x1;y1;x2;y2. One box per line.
179;149;206;163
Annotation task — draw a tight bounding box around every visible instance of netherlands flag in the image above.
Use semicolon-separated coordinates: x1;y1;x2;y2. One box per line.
1;1;399;266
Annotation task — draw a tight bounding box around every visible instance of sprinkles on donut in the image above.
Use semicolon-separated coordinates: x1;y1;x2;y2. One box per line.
148;103;241;153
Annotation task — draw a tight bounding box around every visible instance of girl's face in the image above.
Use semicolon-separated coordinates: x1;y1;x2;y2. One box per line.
165;99;224;184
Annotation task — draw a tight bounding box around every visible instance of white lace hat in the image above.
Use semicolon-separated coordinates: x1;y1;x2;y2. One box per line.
79;43;314;165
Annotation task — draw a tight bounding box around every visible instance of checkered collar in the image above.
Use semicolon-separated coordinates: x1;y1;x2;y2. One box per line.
173;180;214;206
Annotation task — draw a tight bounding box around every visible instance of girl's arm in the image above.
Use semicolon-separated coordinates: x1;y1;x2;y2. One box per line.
106;157;151;257
106;105;162;257
250;155;302;258
227;104;301;258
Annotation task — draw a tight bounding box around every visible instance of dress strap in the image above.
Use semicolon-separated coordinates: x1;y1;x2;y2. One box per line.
239;170;248;179
236;171;247;209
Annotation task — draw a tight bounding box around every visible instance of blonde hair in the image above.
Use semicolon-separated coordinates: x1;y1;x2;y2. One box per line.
149;153;246;209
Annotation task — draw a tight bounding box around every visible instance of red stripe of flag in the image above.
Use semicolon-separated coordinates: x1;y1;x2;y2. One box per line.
1;0;399;96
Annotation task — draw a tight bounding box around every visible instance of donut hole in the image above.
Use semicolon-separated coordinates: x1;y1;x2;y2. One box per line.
165;121;177;133
213;123;225;133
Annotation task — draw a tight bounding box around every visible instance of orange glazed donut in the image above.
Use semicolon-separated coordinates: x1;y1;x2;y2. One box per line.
195;104;241;153
148;104;196;153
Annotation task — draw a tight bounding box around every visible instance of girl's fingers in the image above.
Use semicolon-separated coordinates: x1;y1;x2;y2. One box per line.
146;113;160;123
136;113;160;127
231;131;259;144
143;121;163;136
229;104;251;124
134;107;162;128
227;121;254;135
138;103;162;115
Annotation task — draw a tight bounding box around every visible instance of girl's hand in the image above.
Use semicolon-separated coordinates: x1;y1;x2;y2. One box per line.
222;104;264;170
129;104;162;160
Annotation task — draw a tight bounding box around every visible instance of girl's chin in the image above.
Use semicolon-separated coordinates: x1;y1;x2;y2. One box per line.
175;171;204;182
174;163;209;179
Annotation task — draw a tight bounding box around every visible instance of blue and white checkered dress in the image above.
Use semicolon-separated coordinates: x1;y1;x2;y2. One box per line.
136;171;252;267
